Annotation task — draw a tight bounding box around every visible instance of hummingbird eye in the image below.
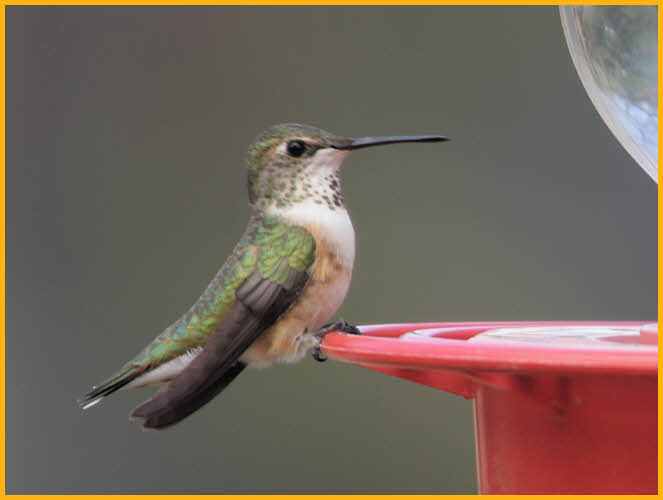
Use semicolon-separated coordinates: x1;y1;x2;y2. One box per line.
286;140;307;158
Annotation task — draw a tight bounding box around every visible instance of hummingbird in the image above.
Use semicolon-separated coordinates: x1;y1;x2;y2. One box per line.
79;123;448;429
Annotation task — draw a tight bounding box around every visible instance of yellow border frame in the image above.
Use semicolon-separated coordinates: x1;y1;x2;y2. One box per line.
0;2;659;498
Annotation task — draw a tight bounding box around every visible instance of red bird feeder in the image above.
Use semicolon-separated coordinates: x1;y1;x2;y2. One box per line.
320;321;657;494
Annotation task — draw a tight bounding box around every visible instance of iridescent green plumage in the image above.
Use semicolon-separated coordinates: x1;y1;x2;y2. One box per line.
83;213;315;399
131;213;315;368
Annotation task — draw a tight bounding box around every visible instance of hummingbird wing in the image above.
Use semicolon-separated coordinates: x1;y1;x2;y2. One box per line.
80;214;316;429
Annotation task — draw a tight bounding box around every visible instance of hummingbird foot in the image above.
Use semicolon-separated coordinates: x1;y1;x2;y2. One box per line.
311;319;361;362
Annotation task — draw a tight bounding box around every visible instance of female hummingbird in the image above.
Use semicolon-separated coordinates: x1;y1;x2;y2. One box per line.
79;123;447;429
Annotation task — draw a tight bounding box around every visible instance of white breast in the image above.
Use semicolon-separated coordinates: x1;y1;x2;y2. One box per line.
272;201;355;268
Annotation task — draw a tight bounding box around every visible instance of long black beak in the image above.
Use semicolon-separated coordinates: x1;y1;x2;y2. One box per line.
332;134;449;150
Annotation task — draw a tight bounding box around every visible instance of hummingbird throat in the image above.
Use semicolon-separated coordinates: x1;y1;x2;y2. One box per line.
250;148;349;214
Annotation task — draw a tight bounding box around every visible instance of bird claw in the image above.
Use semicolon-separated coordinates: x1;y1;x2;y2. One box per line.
311;318;361;362
311;345;327;362
314;318;361;338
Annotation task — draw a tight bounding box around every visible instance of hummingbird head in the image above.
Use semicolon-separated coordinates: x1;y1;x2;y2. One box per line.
246;123;448;213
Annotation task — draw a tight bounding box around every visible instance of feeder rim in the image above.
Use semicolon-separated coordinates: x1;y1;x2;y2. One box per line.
320;321;657;376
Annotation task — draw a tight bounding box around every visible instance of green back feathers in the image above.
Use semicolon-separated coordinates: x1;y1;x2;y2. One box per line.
128;214;315;369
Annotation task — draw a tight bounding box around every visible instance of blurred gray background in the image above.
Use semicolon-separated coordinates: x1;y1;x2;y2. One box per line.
7;6;656;494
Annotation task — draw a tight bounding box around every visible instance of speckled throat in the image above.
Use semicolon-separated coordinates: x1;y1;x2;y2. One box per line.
248;145;350;213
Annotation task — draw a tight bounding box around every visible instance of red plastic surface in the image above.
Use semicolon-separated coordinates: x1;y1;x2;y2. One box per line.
320;322;657;494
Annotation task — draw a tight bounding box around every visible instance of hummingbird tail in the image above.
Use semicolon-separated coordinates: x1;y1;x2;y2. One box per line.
78;366;141;410
130;361;247;430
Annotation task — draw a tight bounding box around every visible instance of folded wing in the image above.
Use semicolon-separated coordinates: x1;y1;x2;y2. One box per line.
130;215;315;429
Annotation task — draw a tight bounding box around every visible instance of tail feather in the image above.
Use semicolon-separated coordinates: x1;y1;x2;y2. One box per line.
78;366;142;410
131;362;246;430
